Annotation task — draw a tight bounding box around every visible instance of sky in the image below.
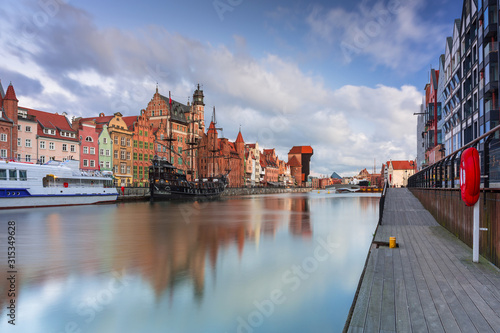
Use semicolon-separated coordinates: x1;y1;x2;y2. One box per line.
0;0;462;176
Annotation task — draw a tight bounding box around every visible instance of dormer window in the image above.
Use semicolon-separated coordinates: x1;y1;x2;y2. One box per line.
85;136;93;142
43;128;56;135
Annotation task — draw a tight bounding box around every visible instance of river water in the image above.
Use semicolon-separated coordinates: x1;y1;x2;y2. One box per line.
0;192;379;333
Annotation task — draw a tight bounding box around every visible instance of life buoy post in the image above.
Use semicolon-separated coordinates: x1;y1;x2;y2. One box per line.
459;147;481;262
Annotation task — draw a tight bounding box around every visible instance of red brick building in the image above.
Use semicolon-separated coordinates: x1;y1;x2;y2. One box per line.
287;146;313;186
76;119;100;170
0;82;19;160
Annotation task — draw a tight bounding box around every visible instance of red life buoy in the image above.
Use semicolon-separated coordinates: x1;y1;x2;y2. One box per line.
460;147;480;206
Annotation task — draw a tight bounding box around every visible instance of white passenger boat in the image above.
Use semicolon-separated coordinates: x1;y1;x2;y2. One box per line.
0;160;118;209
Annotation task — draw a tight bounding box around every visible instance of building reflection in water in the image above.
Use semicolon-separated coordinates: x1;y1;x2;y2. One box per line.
0;192;380;329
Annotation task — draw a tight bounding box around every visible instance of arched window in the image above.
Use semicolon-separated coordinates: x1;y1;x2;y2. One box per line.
85;136;93;142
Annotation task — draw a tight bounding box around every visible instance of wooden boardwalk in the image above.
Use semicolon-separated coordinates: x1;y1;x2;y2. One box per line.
346;188;500;333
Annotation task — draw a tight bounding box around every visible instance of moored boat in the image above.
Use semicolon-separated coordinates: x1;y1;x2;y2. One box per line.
149;156;227;200
0;159;118;209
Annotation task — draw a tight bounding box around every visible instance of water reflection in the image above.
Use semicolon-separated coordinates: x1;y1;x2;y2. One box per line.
0;192;379;333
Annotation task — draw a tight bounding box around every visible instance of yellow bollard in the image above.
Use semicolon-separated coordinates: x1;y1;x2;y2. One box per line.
318;191;320;194
327;191;330;194
389;237;396;248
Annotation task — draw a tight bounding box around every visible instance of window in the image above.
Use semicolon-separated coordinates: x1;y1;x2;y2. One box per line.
17;125;21;131
133;152;137;160
17;138;21;146
83;160;89;167
40;141;46;149
62;144;67;151
100;161;104;169
43;128;56;135
133;140;137;147
17;153;21;160
145;131;148;137
126;152;131;160
90;160;95;167
106;149;110;156
0;134;7;142
85;136;93;142
126;138;131;146
139;141;143;149
133;165;137;177
0;169;6;180
139;153;143;161
121;137;126;146
90;147;95;155
40;156;45;164
25;126;31;132
127;166;131;174
139;130;143;136
120;150;126;160
26;155;31;162
114;136;118;145
70;145;76;153
114;150;118;159
103;138;108;144
25;139;31;147
139;166;143;178
100;149;104;156
178;147;182;154
49;142;55;150
120;163;126;174
9;169;16;181
83;147;89;154
178;157;182;165
105;161;110;168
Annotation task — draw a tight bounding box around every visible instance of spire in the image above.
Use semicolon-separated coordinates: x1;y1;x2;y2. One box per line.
235;129;244;143
4;82;18;102
156;83;158;94
208;121;217;133
0;79;4;100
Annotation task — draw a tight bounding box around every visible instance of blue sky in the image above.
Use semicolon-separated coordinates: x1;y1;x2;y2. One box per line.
0;0;462;176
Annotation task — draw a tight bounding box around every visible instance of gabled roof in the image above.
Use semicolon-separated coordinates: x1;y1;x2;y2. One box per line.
4;83;18;102
288;146;313;154
390;160;416;170
27;109;78;141
246;143;256;149
122;116;137;130
288;155;301;167
80;115;114;124
158;94;189;124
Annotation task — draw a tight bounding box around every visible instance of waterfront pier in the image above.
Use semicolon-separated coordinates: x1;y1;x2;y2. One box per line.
346;188;500;333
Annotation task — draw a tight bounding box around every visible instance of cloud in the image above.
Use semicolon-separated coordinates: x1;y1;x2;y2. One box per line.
0;0;421;176
306;0;451;71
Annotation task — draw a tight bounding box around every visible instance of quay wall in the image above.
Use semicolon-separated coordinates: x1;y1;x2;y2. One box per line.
409;188;500;268
116;187;311;201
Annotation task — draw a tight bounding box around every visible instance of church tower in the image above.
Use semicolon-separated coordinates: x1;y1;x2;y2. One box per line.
192;84;205;134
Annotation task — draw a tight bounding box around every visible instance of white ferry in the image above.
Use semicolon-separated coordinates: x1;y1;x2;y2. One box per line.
0;159;118;209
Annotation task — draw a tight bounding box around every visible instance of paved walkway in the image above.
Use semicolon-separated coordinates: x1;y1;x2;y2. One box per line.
347;188;500;333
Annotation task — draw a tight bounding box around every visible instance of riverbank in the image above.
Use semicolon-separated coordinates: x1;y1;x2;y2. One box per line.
117;186;312;201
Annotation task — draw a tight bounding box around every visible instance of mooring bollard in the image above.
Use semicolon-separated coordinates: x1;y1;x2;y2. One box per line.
389;237;396;249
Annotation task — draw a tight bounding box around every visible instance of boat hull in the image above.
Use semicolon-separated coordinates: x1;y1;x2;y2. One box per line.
0;193;118;209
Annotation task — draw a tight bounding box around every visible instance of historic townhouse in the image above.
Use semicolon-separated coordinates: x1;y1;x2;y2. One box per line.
262;149;279;185
27;109;78;163
246;143;262;186
123;111;155;186
17;107;37;162
145;86;206;180
108;113;133;186
0;82;19;160
75;119;100;171
98;124;113;172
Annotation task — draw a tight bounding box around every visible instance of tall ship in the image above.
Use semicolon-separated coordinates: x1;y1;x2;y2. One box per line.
148;156;227;200
0;159;118;209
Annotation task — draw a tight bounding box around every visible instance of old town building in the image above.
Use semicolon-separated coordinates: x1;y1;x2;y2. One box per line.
288;146;314;186
0;82;19;160
108;113;134;186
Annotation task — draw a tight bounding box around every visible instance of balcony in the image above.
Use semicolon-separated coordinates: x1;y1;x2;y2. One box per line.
484;22;497;39
484;81;499;96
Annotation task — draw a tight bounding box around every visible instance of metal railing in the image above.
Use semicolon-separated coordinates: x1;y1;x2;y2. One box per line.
408;124;500;189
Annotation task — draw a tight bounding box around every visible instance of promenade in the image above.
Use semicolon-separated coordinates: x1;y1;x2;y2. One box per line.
346;188;500;333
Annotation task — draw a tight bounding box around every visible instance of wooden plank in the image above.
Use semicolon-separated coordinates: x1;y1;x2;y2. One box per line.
364;248;385;332
349;247;378;330
392;245;411;332
380;248;396;333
